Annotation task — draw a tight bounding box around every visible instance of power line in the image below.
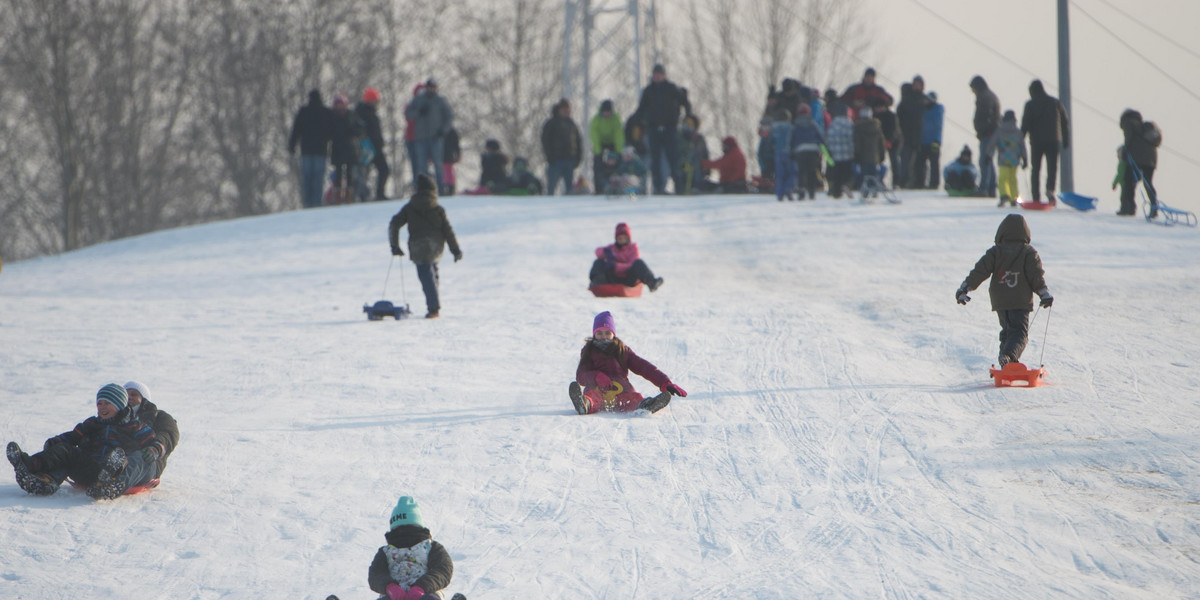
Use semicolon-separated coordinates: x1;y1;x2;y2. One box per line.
1083;0;1200;63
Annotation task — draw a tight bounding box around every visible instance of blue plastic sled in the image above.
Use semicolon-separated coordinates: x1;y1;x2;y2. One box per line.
1128;156;1197;227
363;300;411;321
1057;191;1097;211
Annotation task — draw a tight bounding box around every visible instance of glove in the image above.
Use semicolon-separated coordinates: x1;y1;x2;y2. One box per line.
453;250;463;263
931;142;940;153
1037;289;1053;308
955;287;971;305
386;583;405;600
661;382;688;397
403;586;426;600
140;446;160;463
594;373;612;390
391;245;404;256
43;436;67;451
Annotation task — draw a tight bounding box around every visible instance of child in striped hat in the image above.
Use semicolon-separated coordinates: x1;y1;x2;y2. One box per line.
368;496;456;600
6;383;158;499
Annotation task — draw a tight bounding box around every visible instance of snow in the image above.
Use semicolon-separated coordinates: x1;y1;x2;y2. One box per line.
2;192;1199;599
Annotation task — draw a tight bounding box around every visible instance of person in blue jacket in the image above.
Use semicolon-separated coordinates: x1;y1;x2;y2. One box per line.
913;91;944;189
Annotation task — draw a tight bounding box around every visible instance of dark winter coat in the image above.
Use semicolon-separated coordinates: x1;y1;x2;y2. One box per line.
897;83;925;146
49;411;157;465
541;111;583;165
853;116;886;165
368;525;453;596
388;191;462;264
971;77;1001;139
841;81;894;109
1120;109;1159;169
1020;80;1069;146
875;109;903;150
354;102;386;160
443;128;461;164
133;399;179;478
789;114;825;154
624;115;649;157
634;79;692;129
480;151;510;189
288;96;333;157
961;214;1048;311
576;344;670;395
329;108;365;166
404;92;454;142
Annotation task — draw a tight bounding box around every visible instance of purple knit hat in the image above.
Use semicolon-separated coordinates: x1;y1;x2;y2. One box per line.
592;311;615;336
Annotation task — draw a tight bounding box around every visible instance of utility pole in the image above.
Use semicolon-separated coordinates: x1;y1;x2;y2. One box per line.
1057;0;1073;193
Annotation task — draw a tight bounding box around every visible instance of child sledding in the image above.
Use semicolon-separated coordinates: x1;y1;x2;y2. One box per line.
588;222;662;297
569;311;687;415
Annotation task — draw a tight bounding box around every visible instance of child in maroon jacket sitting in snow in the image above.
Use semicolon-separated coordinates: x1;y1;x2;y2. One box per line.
589;222;664;291
569;311;687;414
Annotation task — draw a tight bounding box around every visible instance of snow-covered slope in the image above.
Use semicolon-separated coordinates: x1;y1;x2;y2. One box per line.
1;192;1198;599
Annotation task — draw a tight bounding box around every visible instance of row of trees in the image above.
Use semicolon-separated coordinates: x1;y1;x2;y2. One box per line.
0;0;871;261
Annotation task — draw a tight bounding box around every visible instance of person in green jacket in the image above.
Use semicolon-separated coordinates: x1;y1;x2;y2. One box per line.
590;99;625;190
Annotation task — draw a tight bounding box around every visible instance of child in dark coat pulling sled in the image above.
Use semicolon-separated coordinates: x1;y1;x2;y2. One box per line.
570;311;687;414
956;214;1053;367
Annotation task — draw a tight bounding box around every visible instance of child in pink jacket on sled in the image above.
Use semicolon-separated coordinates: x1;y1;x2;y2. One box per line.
569;311;687;414
589;222;664;291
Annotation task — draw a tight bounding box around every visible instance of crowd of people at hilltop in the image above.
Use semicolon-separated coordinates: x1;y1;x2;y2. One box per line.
289;64;1161;216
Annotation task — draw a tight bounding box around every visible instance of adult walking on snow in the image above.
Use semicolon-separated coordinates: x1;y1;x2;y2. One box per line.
633;64;692;194
1020;79;1070;204
541;98;583;195
405;78;454;194
970;75;1001;198
388;174;463;319
288;89;333;208
356;87;390;200
1116;109;1162;217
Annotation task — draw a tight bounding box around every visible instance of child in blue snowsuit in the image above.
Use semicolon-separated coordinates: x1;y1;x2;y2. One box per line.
769;108;796;200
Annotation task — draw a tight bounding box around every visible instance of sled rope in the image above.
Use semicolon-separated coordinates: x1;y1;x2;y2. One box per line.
1039;306;1052;366
382;255;395;298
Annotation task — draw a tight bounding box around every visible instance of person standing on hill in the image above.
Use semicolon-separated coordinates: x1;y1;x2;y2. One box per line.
994;110;1028;207
970;75;1001;198
405;78;454;194
1116;109;1161;217
388;174;463;319
1020;79;1070;203
633;64;692;194
914;92;944;189
896;76;926;188
590;99;625;189
288;89;333;208
356;87;390;200
541;99;583;196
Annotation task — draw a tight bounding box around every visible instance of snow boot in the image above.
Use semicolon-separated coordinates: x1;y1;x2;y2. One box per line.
637;391;672;413
648;277;664;292
569;382;590;415
87;447;127;500
8;442;60;496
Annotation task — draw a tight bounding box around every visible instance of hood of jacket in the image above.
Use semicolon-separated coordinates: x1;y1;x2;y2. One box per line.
409;190;438;210
1028;79;1047;99
385;524;433;549
995;214;1031;244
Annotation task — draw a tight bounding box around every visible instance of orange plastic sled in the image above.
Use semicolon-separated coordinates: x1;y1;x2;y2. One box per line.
1018;199;1055;211
989;362;1046;387
69;478;161;495
589;283;643;298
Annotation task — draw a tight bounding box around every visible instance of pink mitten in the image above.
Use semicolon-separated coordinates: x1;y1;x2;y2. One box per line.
661;382;688;397
403;586;426;600
386;582;405;600
594;373;612;389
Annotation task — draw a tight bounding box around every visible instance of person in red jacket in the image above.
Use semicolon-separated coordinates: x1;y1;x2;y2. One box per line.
569;311;688;414
588;222;663;291
700;136;748;193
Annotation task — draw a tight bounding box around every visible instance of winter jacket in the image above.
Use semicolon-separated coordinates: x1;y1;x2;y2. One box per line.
826;116;855;162
994;120;1027;168
790;115;825;154
404;92;454;142
1020;80;1069;146
971;79;1001;139
770;119;793;156
840;81;894;108
403;84;425;144
329;108;365;166
480;152;510;189
50;411;156;465
541;112;583;165
595;241;640;278
576;344;670;395
921;103;945;145
875;109;903;150
677;126;709;190
960;214;1048;311
506;159;543;195
1120;109;1159;169
388;191;462;264
616;155;648;179
368;525;453;596
634;79;691;129
944;158;979;192
354;102;386;160
443;128;461;164
701;138;747;184
132;399;179;478
897;84;925;146
590;111;625;154
624;116;649;157
853;117;885;165
288;97;332;157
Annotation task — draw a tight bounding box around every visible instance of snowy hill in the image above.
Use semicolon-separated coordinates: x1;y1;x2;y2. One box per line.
1;192;1198;599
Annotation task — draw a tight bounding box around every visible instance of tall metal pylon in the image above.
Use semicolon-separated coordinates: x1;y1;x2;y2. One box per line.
562;0;660;172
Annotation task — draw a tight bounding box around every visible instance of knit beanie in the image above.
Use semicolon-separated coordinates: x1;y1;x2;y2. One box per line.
593;311;616;336
124;380;151;402
97;383;129;411
416;173;437;193
614;222;631;240
390;496;424;529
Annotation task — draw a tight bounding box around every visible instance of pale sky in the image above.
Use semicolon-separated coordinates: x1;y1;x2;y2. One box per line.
864;0;1200;215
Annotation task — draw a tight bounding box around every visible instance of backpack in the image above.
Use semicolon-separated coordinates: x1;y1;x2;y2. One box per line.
1143;121;1162;147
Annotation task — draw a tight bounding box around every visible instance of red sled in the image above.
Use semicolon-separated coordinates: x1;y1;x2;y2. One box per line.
989;362;1046;387
69;478;161;495
589;283;643;298
1018;199;1055;211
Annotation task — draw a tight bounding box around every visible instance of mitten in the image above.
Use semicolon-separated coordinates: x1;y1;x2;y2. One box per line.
453;250;463;263
43;436;66;451
1037;288;1053;308
403;586;426;600
594;373;612;390
391;245;404;256
386;583;405;600
661;382;688;397
955;286;970;305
